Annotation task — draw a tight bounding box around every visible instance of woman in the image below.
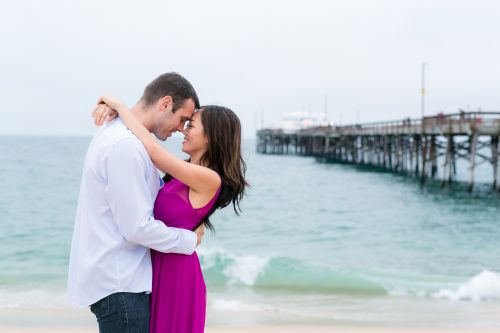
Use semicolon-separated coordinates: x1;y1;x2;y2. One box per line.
93;95;247;333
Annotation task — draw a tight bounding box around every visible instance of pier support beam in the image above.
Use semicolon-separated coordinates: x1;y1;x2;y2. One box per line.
383;136;388;169
388;136;393;170
409;136;414;176
415;136;420;177
430;136;437;178
324;135;330;159
493;136;500;191
468;131;478;192
421;136;428;183
442;135;455;186
396;136;403;172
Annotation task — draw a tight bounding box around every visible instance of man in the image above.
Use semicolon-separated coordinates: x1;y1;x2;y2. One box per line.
68;73;204;333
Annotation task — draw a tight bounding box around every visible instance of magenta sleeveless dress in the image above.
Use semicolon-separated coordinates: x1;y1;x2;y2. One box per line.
151;178;220;333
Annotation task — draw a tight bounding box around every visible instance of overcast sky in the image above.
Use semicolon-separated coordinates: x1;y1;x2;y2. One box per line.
1;0;499;138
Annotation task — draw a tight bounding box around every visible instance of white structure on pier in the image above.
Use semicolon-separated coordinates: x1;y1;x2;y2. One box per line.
276;112;330;133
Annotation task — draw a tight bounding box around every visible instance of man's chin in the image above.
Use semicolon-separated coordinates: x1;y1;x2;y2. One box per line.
157;133;172;141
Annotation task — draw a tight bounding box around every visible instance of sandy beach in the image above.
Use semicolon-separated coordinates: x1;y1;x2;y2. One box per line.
2;307;499;333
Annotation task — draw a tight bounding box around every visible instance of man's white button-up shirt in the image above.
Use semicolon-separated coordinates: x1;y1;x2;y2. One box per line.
67;119;196;308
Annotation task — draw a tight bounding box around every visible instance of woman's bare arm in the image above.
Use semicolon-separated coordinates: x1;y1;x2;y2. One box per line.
94;95;220;193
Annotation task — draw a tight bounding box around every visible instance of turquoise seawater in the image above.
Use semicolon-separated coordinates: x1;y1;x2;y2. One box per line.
1;135;499;327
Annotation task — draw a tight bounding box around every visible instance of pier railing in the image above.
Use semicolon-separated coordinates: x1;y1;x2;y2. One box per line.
291;111;500;136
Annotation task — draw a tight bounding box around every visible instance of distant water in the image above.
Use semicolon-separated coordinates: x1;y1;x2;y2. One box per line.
1;135;500;327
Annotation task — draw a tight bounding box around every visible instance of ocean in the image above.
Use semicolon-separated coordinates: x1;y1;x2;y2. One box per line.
1;135;499;327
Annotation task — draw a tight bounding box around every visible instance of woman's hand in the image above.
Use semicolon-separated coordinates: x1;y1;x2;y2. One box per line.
91;94;126;126
91;103;118;126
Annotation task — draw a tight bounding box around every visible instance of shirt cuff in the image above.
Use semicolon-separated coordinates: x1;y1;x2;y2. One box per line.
176;229;197;255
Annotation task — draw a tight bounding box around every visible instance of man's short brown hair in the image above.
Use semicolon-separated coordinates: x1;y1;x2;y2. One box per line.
141;72;200;112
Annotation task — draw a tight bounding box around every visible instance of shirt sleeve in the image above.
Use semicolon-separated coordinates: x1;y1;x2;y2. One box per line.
104;138;196;254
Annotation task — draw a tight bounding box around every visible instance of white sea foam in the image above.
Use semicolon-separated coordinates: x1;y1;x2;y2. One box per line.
198;247;270;286
0;288;68;309
210;299;277;312
223;255;269;285
432;270;500;301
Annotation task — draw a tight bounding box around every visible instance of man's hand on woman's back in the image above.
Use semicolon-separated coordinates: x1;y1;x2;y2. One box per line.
194;224;205;247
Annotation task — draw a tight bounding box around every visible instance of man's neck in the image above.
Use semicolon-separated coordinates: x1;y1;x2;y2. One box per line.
130;102;154;133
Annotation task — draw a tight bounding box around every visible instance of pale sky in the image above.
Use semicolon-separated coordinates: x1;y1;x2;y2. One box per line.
1;0;499;138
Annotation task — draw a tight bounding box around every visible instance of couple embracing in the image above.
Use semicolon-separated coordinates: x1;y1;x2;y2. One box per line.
67;72;247;333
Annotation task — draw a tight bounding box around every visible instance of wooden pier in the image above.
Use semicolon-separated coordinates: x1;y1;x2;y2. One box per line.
256;111;500;191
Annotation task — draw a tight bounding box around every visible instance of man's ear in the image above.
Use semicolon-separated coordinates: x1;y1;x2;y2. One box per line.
159;96;173;113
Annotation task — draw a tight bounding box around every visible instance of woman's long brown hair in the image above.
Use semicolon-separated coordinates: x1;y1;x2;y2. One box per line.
164;105;248;232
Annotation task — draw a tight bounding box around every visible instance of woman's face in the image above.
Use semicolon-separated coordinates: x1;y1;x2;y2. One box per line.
181;111;208;157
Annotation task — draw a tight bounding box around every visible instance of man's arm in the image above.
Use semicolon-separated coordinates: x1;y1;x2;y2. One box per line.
105;138;197;254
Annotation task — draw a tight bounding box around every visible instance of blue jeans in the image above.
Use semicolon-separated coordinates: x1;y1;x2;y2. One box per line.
90;292;150;333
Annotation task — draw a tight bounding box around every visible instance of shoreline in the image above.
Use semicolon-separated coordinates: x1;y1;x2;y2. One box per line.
2;308;499;333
